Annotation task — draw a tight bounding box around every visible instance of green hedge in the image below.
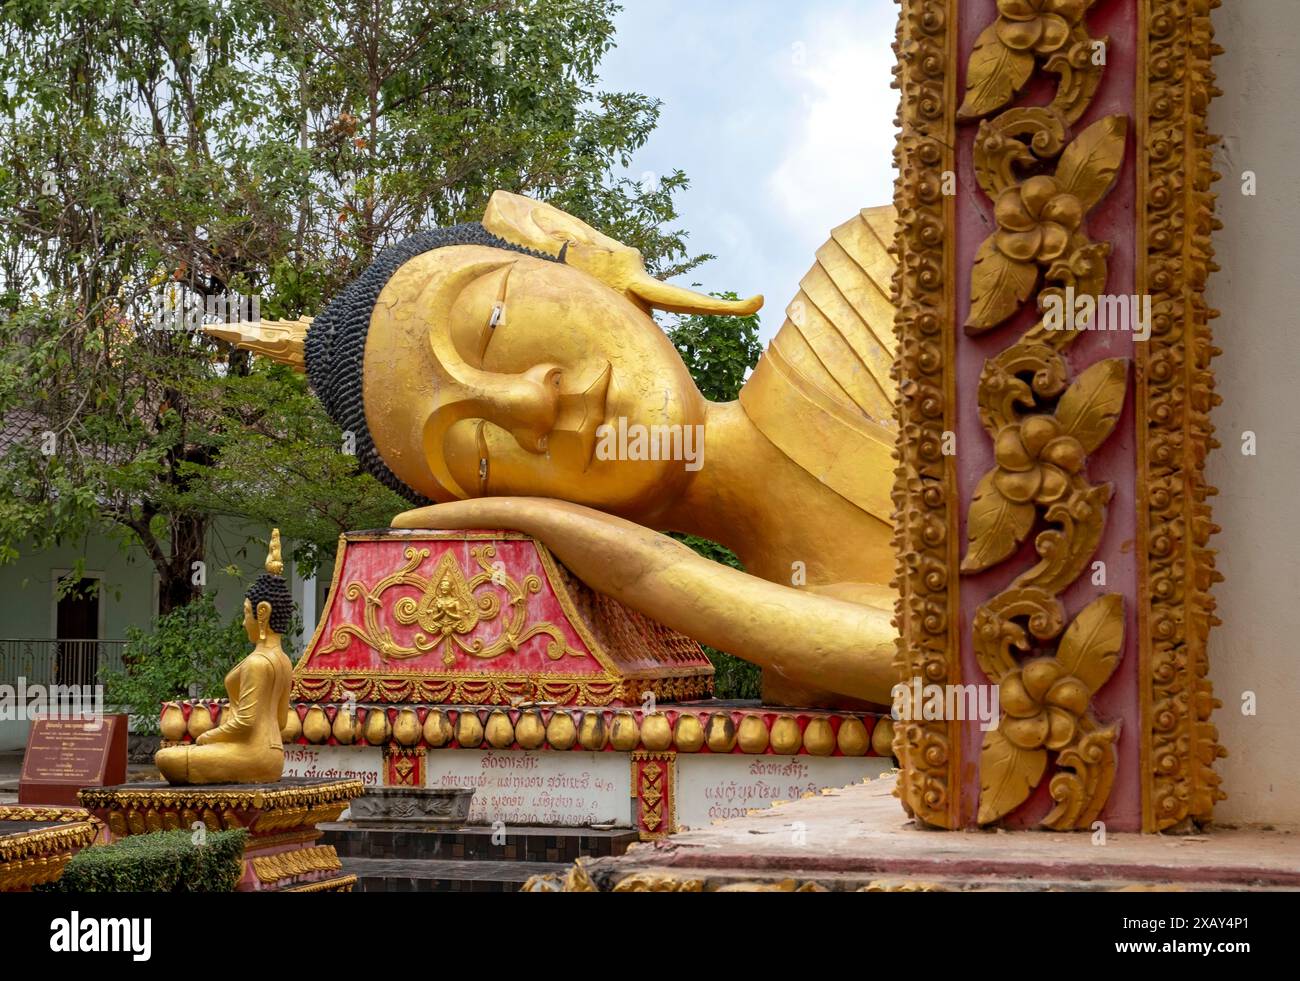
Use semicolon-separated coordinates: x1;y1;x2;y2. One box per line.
42;828;248;893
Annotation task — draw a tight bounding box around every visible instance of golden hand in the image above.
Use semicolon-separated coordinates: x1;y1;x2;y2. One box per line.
393;497;898;705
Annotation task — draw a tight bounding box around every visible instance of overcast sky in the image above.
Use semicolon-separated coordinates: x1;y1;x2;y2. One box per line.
597;0;899;343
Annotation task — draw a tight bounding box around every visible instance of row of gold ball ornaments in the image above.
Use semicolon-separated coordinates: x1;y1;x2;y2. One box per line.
281;705;896;757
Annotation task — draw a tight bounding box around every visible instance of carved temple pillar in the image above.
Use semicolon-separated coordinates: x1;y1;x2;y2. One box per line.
890;0;1225;831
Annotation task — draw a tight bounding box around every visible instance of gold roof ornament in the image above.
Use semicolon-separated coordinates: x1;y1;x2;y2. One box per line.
482;191;763;317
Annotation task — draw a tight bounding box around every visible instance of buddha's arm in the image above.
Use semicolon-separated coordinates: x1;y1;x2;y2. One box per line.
197;658;272;745
280;678;292;734
393;498;898;705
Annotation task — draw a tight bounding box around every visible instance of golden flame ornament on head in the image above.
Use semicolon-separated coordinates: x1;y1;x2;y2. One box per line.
265;527;284;575
482;192;764;317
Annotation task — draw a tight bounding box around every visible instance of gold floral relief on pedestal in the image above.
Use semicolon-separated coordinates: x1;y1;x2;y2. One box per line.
958;0;1130;828
890;0;963;829
316;544;584;666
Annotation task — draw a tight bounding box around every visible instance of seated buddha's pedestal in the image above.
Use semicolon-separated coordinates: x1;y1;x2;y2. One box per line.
78;779;364;892
0;804;101;892
163;531;897;840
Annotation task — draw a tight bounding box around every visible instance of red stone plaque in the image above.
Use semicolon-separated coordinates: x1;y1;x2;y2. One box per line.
18;714;128;807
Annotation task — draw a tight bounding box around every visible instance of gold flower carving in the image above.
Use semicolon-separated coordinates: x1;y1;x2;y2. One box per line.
967;115;1127;332
960;0;1131;829
959;0;1105;125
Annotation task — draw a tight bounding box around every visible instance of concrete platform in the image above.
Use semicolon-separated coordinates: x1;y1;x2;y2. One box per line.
569;775;1300;892
342;856;570;892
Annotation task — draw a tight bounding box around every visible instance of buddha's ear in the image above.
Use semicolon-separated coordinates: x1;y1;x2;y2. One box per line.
256;600;273;641
624;278;764;317
483;190;763;317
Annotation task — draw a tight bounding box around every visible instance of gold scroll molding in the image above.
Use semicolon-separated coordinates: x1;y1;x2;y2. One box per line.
1137;0;1226;830
889;0;962;827
249;844;342;885
519;864;947;893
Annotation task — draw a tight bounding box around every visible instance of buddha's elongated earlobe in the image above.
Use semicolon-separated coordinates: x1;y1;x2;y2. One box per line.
257;600;273;642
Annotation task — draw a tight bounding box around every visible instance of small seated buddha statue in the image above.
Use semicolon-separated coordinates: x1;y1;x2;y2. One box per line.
155;531;295;785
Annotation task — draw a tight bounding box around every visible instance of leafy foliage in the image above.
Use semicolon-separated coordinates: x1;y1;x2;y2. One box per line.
0;0;705;606
666;291;762;402
102;593;246;729
41;828;248;893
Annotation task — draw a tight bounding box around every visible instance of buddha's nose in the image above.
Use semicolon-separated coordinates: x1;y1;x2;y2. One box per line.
484;363;562;453
427;357;562;456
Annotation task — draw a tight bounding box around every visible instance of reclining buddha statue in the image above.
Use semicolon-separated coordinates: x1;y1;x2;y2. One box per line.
209;192;900;710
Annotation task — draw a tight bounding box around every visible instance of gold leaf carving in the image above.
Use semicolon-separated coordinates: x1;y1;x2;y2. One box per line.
961;469;1036;574
958;24;1035;120
1055;358;1129;453
1056;594;1125;694
318;544;583;666
966;236;1038;331
977;727;1046;825
1053;115;1129;213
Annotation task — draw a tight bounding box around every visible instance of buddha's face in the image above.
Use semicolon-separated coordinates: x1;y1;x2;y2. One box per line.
363;245;706;519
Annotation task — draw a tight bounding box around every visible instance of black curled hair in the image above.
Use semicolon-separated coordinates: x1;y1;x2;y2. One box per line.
304;222;559;503
244;573;295;635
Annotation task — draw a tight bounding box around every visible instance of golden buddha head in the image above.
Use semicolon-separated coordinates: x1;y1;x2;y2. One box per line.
219;193;762;519
243;529;293;642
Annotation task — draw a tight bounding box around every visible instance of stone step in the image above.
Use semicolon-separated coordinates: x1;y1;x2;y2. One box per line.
342;856;568;893
320;822;639;864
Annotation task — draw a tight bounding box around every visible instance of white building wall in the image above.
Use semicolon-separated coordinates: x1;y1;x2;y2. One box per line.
1205;1;1300;827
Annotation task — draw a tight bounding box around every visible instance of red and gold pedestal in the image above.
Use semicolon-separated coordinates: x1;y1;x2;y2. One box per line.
0;805;101;892
163;530;898;840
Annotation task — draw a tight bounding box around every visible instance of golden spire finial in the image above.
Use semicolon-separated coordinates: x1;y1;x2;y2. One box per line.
265;529;284;576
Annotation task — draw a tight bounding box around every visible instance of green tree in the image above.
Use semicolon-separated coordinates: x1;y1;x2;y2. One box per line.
102;594;247;731
666;290;763;401
0;0;706;610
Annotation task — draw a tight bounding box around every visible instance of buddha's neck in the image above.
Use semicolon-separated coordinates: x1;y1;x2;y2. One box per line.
660;401;892;586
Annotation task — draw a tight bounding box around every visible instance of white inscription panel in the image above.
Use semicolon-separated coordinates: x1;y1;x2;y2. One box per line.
282;745;383;788
427;751;632;828
675;754;892;829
